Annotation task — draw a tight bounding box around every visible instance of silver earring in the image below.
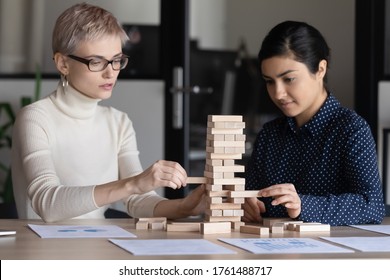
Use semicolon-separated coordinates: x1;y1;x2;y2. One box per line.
61;75;68;88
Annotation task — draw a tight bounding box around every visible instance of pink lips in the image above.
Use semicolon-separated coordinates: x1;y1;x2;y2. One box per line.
279;100;294;109
100;83;113;90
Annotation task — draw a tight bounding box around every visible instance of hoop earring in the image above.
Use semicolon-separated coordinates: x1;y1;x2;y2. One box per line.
61;75;68;88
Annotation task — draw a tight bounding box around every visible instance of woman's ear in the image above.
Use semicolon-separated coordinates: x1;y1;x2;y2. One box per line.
53;53;69;76
317;59;327;80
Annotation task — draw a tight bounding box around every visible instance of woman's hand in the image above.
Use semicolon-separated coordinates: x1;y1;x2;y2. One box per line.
242;196;266;223
259;183;301;218
178;184;207;217
154;184;206;219
131;160;187;194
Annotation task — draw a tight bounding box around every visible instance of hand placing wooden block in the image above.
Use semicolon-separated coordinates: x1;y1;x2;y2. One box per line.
186;177;208;184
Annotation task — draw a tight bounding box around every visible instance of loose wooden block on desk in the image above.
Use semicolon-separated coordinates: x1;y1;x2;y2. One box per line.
135;221;149;230
186;177;207;184
286;221;304;231
262;218;292;227
201;222;231;234
135;217;167;223
271;222;285;233
166;223;200;232
296;223;330;232
151;222;166;230
240;225;269;236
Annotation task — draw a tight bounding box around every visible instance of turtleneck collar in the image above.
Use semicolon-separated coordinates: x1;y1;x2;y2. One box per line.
50;82;101;119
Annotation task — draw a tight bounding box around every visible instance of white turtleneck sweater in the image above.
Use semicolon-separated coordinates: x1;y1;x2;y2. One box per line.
11;83;166;222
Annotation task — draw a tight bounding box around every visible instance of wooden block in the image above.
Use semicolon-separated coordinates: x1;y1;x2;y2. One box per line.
206;146;225;153
234;147;246;154
240;225;269;236
224;134;235;141
224;147;245;154
207;121;245;129
262;218;292;227
206;159;224;166
166;223;200;232
223;159;235;166
205;209;223;217
207;121;225;128
211;140;245;147
209;178;245;185
296;223;330;232
208;115;243;122
231;221;245;230
222;209;234;216
224;122;245;129
207;134;225;141
223;172;235;179
233;209;244;216
150;222;166;230
207;165;245;173
271;222;285;233
135;217;167;223
207;127;244;135
205;184;223;191
201;222;232;234
204;170;223;179
206;196;223;204
135;221;149;230
204;215;241;222
229;190;261;198
235;134;246;141
209;203;242;210
286;221;304;231
207;153;242;160
207;190;230;197
186;177;207;184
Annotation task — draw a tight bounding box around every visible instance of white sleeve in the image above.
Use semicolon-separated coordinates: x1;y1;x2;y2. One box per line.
12;104;99;222
116;113;167;218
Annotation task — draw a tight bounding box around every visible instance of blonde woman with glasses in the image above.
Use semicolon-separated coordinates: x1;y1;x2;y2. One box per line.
12;3;205;222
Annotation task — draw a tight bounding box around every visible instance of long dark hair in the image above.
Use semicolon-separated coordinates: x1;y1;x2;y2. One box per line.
258;21;330;84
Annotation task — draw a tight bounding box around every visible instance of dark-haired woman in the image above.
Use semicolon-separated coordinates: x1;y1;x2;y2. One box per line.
243;21;385;226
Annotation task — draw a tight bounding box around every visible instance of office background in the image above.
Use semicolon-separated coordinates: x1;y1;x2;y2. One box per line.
1;1;389;211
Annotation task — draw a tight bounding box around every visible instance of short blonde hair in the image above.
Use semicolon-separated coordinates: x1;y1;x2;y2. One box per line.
52;2;129;55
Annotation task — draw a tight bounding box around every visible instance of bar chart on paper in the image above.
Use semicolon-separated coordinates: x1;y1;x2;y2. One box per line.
218;238;354;254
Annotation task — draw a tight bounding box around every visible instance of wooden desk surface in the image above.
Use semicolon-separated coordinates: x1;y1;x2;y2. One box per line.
1;218;390;260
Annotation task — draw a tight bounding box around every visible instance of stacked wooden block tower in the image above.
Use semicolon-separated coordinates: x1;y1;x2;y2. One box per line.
201;115;247;233
135;114;331;235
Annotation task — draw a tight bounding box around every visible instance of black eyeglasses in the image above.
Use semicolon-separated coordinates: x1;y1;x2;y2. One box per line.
67;54;129;72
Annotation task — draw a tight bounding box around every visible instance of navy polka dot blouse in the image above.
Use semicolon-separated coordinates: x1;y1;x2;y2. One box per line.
245;94;385;226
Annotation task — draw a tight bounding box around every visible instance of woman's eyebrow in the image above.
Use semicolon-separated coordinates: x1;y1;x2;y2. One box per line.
263;69;297;79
